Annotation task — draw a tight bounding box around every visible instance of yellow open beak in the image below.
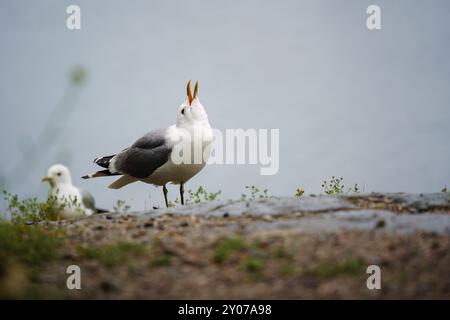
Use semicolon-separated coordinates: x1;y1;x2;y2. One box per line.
187;80;198;105
41;176;52;183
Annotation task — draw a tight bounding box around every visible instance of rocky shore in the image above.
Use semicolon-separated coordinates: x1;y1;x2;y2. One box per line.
2;193;450;299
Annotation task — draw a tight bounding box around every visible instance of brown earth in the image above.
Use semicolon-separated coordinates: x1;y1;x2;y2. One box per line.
2;193;450;299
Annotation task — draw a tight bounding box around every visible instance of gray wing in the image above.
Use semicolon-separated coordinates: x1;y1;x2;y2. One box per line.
79;188;96;211
112;128;172;179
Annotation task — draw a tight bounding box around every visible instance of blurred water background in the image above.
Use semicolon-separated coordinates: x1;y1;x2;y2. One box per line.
0;0;449;209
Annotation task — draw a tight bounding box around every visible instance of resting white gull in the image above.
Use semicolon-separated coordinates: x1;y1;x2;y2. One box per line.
42;164;97;219
82;81;214;207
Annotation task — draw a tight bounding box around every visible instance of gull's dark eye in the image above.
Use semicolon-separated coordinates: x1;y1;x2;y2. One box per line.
181;108;185;115
57;172;62;177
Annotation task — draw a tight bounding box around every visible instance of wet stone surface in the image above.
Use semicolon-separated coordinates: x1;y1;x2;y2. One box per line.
165;195;355;217
124;193;450;235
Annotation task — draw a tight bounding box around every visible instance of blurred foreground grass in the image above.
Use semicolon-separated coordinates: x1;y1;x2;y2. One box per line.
0;222;64;298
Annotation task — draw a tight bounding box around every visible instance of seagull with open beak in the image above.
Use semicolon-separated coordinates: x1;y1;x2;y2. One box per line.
82;81;214;207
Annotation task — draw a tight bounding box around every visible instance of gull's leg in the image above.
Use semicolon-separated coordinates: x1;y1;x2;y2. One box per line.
163;185;169;208
180;182;185;205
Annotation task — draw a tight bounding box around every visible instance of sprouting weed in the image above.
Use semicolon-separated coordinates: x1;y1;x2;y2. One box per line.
187;186;221;204
322;176;344;194
295;188;305;197
167;199;178;208
2;190;83;223
113;199;131;213
240;185;270;201
442;186;450;194
168;186;221;207
321;177;360;195
349;183;360;193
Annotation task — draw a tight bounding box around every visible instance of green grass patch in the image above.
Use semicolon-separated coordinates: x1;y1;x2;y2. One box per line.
77;241;146;268
147;238;174;267
2;190;90;223
149;254;172;267
2;191;62;223
279;264;297;277
311;258;364;279
0;222;63;266
272;246;294;260
212;236;298;281
0;221;64;298
212;236;245;263
213;237;298;280
240;257;265;280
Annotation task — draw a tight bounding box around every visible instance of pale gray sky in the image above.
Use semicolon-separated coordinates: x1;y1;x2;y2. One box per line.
1;0;449;209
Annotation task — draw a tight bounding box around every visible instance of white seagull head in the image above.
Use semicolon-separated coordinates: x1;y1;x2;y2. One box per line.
176;80;209;129
42;164;73;187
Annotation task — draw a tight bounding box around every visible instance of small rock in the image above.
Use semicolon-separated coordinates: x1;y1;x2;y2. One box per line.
375;219;386;229
99;281;118;293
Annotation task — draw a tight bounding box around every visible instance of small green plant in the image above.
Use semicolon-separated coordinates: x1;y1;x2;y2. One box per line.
168;186;221;207
272;246;294;260
279;264;296;277
321;177;360;195
311;258;364;279
167;199;177;208
295;188;305;197
113;199;131;213
240;257;264;279
442;186;450;194
148;237;173;267
77;241;145;268
349;183;360;193
240;185;269;201
213;236;245;263
2;191;69;223
322;176;345;194
187;186;221;204
71;65;87;84
149;254;172;267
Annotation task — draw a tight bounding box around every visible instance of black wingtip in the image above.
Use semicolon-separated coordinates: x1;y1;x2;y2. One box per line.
81;175;89;179
93;155;115;169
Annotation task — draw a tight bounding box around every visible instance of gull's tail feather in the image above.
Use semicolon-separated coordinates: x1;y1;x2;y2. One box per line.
82;154;120;179
108;175;138;189
82;169;120;179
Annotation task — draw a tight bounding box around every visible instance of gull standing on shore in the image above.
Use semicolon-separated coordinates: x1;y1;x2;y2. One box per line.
82;81;214;207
